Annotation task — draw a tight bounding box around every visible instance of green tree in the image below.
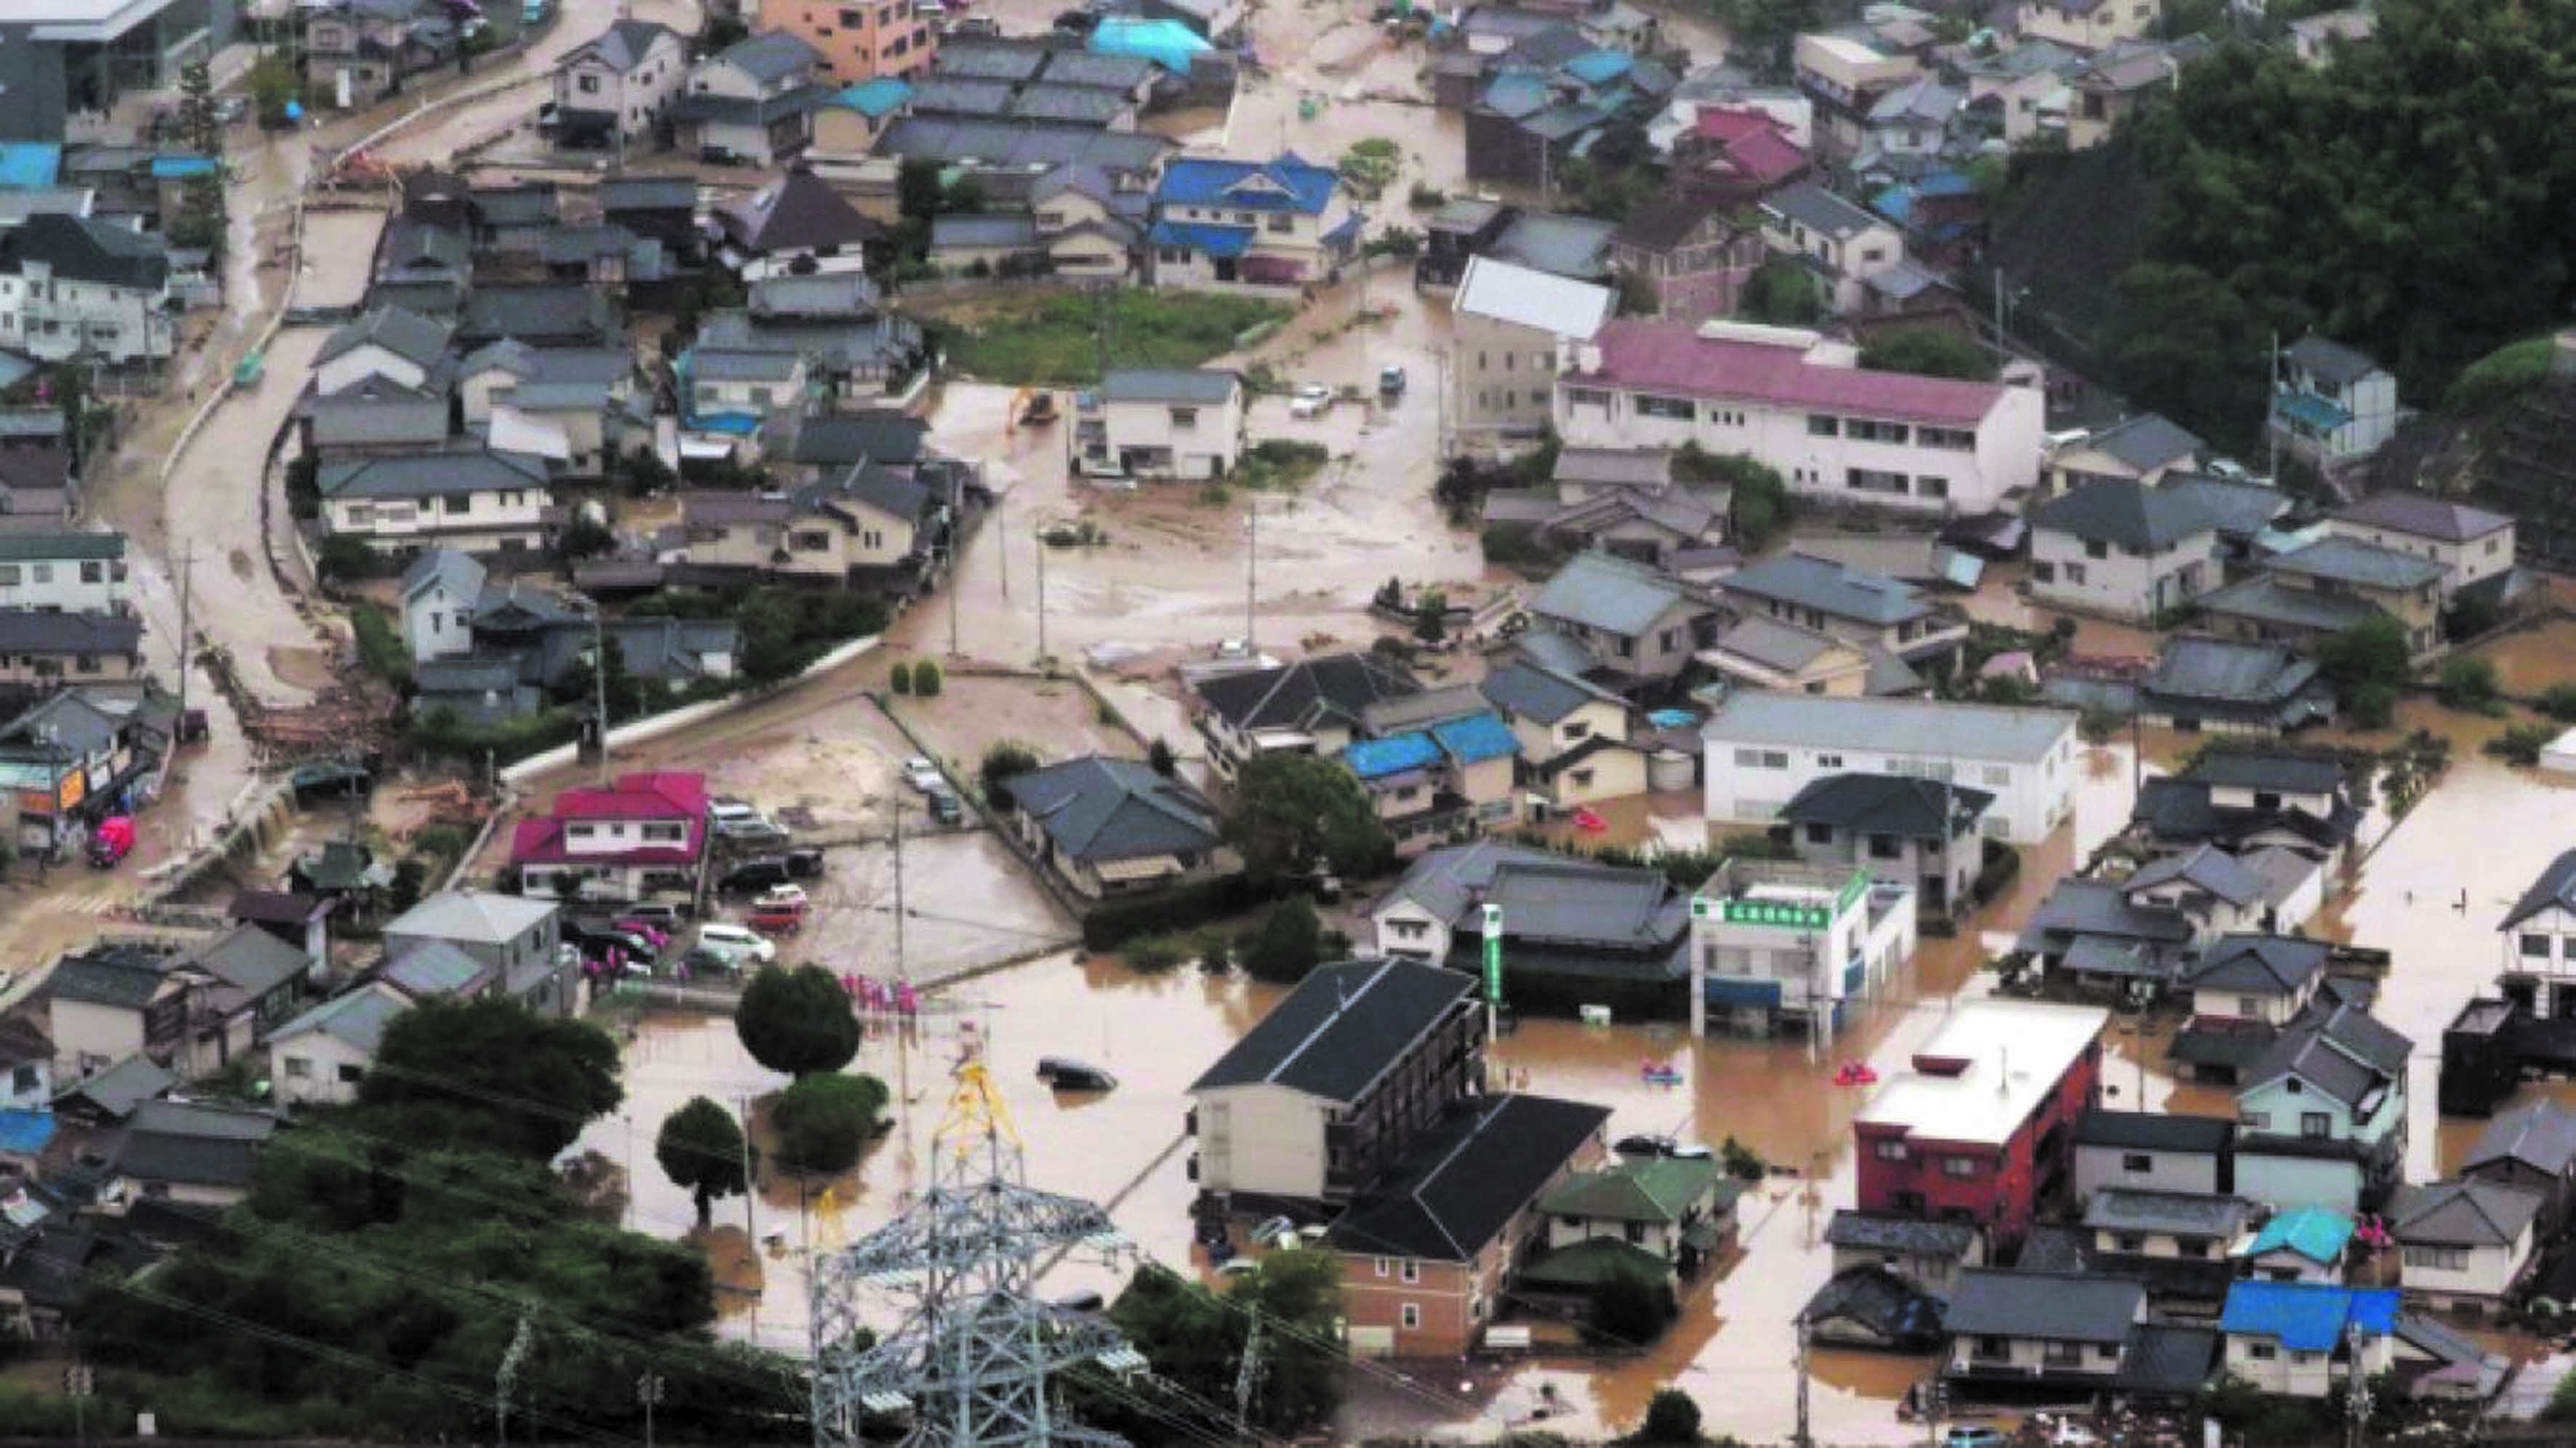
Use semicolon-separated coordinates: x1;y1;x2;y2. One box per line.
1637;1388;1703;1444
980;740;1040;801
356;997;624;1160
657;1095;750;1228
248;53;299;126
177;57;221;154
385;855;428;917
913;659;943;697
2436;656;2500;712
1859;328;1996;381
2102;261;2272;448
1222;752;1391;886
1106;1252;1344;1438
1675;444;1791;552
1586;1263;1677;1344
736;964;860;1077
1413;589;1448;643
888;659;912;695
2537;683;2576;723
771;1072;888;1175
2316;616;2412;710
1738;257;1823;324
896;156;944;222
1237;895;1325;984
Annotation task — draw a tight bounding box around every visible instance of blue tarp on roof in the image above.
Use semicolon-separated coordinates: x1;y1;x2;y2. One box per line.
151;154;218;180
1090;16;1212;74
1646;707;1697;730
1871;185;1916;228
2240;1205;2353;1264
0;144;63;190
689;413;762;435
2219;1282;2399;1351
1156;153;1338;214
1344;731;1442;780
2275;391;2353;430
834;78;913;118
1431;712;1519;764
1147;219;1255;257
1563;48;1634;84
0;1108;56;1156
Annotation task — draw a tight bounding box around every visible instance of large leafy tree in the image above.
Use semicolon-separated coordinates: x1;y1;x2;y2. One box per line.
736;963;861;1077
356;996;622;1159
657;1095;751;1228
1221;752;1391;886
770;1072;887;1175
1102;1250;1345;1438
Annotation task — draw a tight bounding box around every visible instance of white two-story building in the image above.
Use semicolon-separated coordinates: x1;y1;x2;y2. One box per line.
553;20;690;148
1701;692;2080;844
0;215;174;366
318;449;553;555
2327;494;2516;605
2504;850;2576;1019
1555;320;2044;518
0;530;129;615
1075;368;1245;480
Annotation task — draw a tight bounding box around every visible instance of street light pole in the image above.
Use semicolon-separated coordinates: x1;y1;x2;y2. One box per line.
1035;521;1048;664
638;1370;664;1448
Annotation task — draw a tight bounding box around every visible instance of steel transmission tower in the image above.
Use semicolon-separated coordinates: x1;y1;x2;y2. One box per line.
809;1046;1144;1448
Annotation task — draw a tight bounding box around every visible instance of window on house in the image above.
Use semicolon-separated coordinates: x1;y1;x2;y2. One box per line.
1845;467;1910;496
2300;1111;2331;1138
0;567;19;586
1872;1139;1906;1160
2247;1343;2277;1361
1806;823;1834;844
2085;539;2110;560
2404;1245;2468;1271
1562;722;1590;741
29;565;49;583
2043;1341;2082;1367
79;562;102;584
1868;834;1902;860
1570;768;1594;788
1400;1303;1421;1330
1973;1335;2009;1360
2122;1153;2153;1172
1636;394;1696;420
284;1056;312;1079
2064;563;2088;585
338;1063;365;1084
579;74;601;93
2114;1232;2145;1252
2523;933;2552;958
1373;1257;1391;1277
1400;1260;1420;1282
1807;414;1839;436
1170;407;1198;428
1940;1156;1979;1178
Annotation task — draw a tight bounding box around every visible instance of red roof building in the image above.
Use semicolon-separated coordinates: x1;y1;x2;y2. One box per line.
510;770;710;900
1679;108;1810;203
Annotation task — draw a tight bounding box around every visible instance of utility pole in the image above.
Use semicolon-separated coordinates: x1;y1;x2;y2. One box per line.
2344;1320;2372;1448
946;467;960;657
2266;329;2284;484
1233;1297;1264;1440
1035;521;1047;664
592;606;611;785
65;1363;92;1448
890;799;905;981
1993;265;2008;345
638;1371;665;1448
1243;501;1257;653
174;543;193;726
1792;1314;1814;1448
737;1090;759;1244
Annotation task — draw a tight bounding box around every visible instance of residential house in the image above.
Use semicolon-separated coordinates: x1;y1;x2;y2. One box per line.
1524;551;1720;690
1450;256;1613;456
1555;320;2046;517
2238;1204;2354;1284
0;680;174;855
313;305;453;399
318;448;553;555
674;33;833;168
2127;840;2322;936
2168;934;2338;1084
1800;1263;1949;1351
1000;755;1234;901
2503;849;2576;1018
1075;368;1244;480
48;1053;173;1130
2218;1282;2399;1398
2042;414;2204;494
0;435;79;535
2462;1098;2576;1239
230;890;334;964
2233;999;2411;1212
1341;712;1522;850
2018;0;2161;52
1147;153;1358;289
266;984;410;1111
302;0;456;107
2390;1314;2511;1403
1858;76;1962;172
1416;198;1619;290
2130;750;2363;870
1960;39;2080;146
1794;31;1922;158
1852;999;2106;1247
1823;1210;1986;1295
452;283;622;354
1482;486;1730;574
713;167;881;281
2163;474;2292;576
1187;957;1485;1213
1023;162;1150;279
1941;1269;2170;1393
1778;772;1994;920
2074;1109;2233;1206
0;214;172;364
377;941;499;1001
177;925;315;1074
1464;43;1676;193
382;889;574;1018
600;175;704;260
1328;1093;1611;1357
2199;535;2445;661
2028;478;2222;622
2135;635;2336;736
1701;693;2080;844
553;20;690;148
0;529;127;616
2386;1179;2540;1310
1479;657;1633;778
755;0;936;86
1608;193;1768;326
1192;653;1419;781
1699;614;1893;698
507;772;710;911
2066;37;2207;149
103;1098;279;1210
398;548;486;667
2270;334;2402;467
2086;1188;2250;1305
678;463;943;585
2327;493;2521;612
457;342;646;478
1720;552;1965;667
1692;855;1918;1036
1671;105;1810;204
1759;181;1906;315
0;609;141;685
1523;1156;1741;1296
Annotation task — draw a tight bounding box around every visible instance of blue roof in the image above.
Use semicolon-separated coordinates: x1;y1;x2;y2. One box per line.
1090;15;1212;72
1916;169;1977;198
1156;153;1339;215
1563;48;1634;84
1344;731;1443;780
1646;708;1697;730
2275;391;2354;430
0;1107;55;1155
1431;712;1519;765
150;154;218;180
834;78;913;118
1147;219;1254;257
1871;185;1916;228
2242;1205;2354;1264
0;144;63;190
2220;1282;2399;1351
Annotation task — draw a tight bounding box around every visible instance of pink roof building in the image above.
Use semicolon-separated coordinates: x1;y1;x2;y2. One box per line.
510;771;710;882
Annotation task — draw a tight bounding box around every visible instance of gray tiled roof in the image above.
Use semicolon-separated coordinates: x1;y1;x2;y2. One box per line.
1100;368;1238;404
1711;614;1845;673
1328;1093;1611;1262
1943;1268;2144;1344
1823;1210;1981;1258
1530;551;1697;637
1703;693;2076;763
2076;1109;2234;1154
2505;849;2576;930
1782;773;1993;838
1723;552;1931;626
715;30;822;84
316;305;454;370
380;940;497;998
385;889;555;946
2125;842;2268;908
0;530;123;562
2146;635;2320;707
269;984;409;1055
2465;1098;2576;1178
2197;574;2383;634
1195;652;1419;733
931;213;1040;249
1553;446;1673;491
2386;1178;2542;1248
1001;755;1221;862
2085;1188;2250;1236
873;118;1173;177
2266;536;2444;591
2161;476;2290;539
2287;334;2380;389
2335;492;2511;543
2018;877;2194;951
1762;180;1882;241
575;20;681;73
310;395;449;450
1192;957;1475;1099
1480;658;1624;725
2246;999;2410;1110
2082;413;2204;473
2034;478;2217;551
318;448;547;502
0;609;140;657
2179;934;2329;995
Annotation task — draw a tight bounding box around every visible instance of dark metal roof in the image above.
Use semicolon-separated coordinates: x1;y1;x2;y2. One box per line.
1781;772;1994;840
2085;1188;2250;1236
0;214;166;291
2464;1098;2576;1178
1327;1093;1610;1261
2184;749;2348;796
2503;848;2576;930
2032;477;2215;550
2335;491;2510;543
2386;1178;2543;1248
1191;958;1473;1101
2075;1108;2234;1154
1823;1210;1981;1258
1943;1268;2144;1343
2266;535;2444;591
2119;1324;2220;1395
2179;933;2330;995
1723;552;1933;626
2246;998;2411;1110
1001;755;1221;863
1480;658;1624;725
2287;334;2380;389
2144;635;2321;709
1194;652;1419;733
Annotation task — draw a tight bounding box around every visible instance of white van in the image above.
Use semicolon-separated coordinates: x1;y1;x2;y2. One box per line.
696;923;777;965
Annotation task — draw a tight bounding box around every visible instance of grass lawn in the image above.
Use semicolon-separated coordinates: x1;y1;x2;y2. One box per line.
942;291;1293;386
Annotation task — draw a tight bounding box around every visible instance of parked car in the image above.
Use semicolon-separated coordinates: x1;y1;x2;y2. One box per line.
720;857;793;893
87;816;135;869
696;922;777;965
1289;384;1333;418
745;908;804;936
622;902;691;928
1248;1215;1297;1248
1036;1056;1118;1092
902;757;944;793
753;884;809;912
677;946;738;977
1614;1133;1681;1159
612;918;671;948
785;848;826;878
928;788;964;826
1379;365;1406;398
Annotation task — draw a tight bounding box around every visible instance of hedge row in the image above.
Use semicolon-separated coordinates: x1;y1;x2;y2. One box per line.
1079;875;1272;951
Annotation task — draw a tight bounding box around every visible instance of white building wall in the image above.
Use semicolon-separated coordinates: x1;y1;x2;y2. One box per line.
2233;1152;2362;1215
2324;518;2516;598
0;271;173;365
2401;1231;2529;1301
271;1028;375;1109
1102;393;1244;479
2071;1143;2221;1204
0;552;129;615
1701;725;2077;844
1193;1085;1329;1199
2029;525;2217;621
